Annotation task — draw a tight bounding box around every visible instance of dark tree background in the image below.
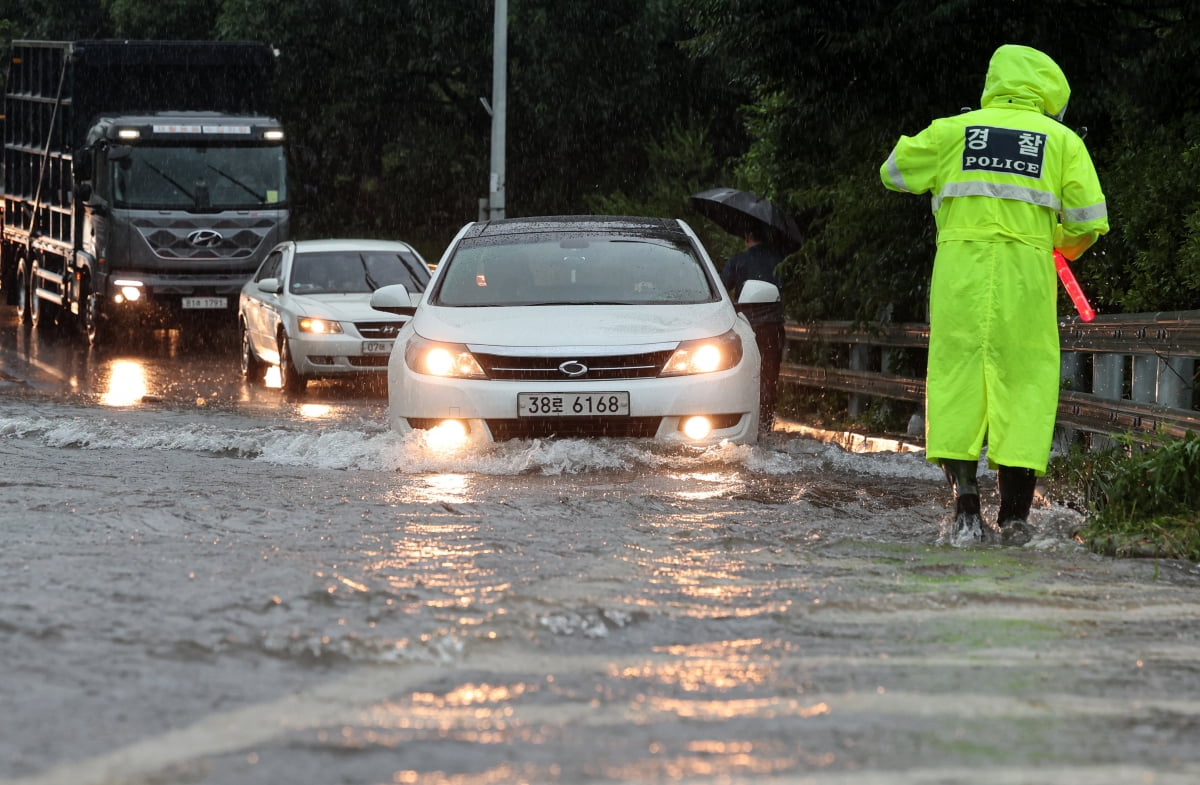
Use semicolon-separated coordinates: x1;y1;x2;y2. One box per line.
2;0;1198;319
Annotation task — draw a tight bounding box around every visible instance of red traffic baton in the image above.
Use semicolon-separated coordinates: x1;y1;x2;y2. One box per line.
1053;249;1095;322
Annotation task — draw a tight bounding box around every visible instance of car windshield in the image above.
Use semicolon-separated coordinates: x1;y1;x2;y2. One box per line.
111;144;286;210
288;250;429;295
432;235;719;306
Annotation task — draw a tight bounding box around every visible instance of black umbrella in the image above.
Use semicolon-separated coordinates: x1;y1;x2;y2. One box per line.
689;187;804;254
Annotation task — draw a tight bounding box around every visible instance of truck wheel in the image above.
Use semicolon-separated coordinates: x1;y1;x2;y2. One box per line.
278;332;307;394
28;260;43;328
14;258;31;326
83;276;107;347
241;321;266;383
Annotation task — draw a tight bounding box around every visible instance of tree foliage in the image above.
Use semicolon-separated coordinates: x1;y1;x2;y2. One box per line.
686;0;1200;320
0;0;1198;316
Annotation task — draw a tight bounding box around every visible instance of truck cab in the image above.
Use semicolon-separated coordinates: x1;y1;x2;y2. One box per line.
74;113;289;339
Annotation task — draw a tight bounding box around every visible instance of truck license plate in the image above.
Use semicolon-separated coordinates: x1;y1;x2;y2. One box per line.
518;392;630;417
362;341;394;355
182;297;228;309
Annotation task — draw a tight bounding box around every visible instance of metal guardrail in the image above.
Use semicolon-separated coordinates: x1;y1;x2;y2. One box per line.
782;310;1200;442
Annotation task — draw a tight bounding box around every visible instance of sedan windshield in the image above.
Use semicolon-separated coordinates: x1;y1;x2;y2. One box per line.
433;236;719;306
289;251;429;295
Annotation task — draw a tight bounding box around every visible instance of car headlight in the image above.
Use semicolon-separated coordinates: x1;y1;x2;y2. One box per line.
660;329;743;376
405;335;486;378
298;317;343;334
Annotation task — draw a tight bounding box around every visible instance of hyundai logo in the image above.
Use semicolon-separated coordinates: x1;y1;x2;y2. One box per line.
380;324;400;337
558;360;589;377
187;229;224;248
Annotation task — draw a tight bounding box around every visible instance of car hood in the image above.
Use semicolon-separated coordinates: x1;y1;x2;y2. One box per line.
295;294;403;322
412;301;738;349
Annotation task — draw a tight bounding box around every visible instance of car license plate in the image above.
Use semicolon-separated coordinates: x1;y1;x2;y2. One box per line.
518;392;630;417
362;340;394;355
181;297;227;309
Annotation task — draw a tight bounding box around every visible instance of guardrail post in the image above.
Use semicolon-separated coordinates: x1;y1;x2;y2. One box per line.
1091;353;1125;450
1158;356;1196;411
1093;353;1124;399
1132;354;1157;405
848;343;870;417
1056;352;1087;451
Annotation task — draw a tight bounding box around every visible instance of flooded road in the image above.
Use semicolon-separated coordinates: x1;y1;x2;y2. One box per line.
2;318;1199;785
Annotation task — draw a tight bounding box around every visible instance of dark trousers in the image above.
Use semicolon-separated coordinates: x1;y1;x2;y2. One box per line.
753;321;785;429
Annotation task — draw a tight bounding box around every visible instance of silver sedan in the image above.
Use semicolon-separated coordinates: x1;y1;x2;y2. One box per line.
239;239;431;394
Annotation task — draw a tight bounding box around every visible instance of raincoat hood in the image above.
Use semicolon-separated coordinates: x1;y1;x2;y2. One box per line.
980;44;1070;119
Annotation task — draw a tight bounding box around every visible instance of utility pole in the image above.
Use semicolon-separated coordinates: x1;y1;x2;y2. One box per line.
489;0;507;220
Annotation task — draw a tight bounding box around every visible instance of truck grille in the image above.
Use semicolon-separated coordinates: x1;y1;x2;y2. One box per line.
135;217;278;261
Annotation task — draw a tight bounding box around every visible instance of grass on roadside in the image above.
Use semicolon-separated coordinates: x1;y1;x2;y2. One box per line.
1046;431;1200;560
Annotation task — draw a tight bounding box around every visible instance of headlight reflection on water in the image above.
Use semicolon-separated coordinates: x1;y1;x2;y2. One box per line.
421;473;470;503
299;403;332;418
672;471;743;500
100;360;149;406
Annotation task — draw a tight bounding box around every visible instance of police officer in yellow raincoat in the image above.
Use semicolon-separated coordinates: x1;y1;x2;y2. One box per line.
880;44;1108;545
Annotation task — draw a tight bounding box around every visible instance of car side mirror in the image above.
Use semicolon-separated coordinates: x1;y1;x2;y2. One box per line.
737;280;780;305
370;283;419;316
257;277;283;295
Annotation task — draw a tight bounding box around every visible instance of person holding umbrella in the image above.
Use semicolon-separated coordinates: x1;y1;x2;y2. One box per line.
691;188;802;433
721;226;786;432
880;44;1108;546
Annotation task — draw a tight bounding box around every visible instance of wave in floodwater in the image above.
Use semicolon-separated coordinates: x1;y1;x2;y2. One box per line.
0;399;941;481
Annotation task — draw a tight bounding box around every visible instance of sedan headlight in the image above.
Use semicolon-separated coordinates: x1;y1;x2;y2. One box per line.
405;335;486;378
298;317;343;334
660;329;743;376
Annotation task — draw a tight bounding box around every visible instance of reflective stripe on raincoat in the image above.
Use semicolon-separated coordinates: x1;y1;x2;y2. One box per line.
880;45;1109;474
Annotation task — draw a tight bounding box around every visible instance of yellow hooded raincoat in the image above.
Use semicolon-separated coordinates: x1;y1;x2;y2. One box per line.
880;45;1108;474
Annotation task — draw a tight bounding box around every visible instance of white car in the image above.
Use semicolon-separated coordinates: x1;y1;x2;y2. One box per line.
369;216;780;448
239;239;431;393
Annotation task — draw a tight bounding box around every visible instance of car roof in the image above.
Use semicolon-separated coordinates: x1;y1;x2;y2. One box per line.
462;215;687;240
290;238;419;253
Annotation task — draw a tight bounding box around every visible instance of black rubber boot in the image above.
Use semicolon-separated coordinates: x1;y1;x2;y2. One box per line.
941;459;982;545
940;459;979;499
997;465;1036;545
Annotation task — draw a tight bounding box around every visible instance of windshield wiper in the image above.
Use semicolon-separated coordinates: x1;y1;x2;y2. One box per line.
357;254;381;291
140;160;194;200
206;163;265;201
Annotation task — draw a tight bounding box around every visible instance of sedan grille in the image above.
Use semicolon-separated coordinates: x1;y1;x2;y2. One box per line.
473;349;675;381
484;417;663;440
355;321;405;339
347;356;390;367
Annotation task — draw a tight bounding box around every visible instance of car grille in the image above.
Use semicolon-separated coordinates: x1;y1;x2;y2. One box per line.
348;356;390;367
406;413;745;441
355;321;404;339
484;417;663;440
473;349;675;381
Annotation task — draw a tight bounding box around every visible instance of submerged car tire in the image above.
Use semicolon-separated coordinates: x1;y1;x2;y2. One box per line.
241;321;267;383
278;332;307;394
